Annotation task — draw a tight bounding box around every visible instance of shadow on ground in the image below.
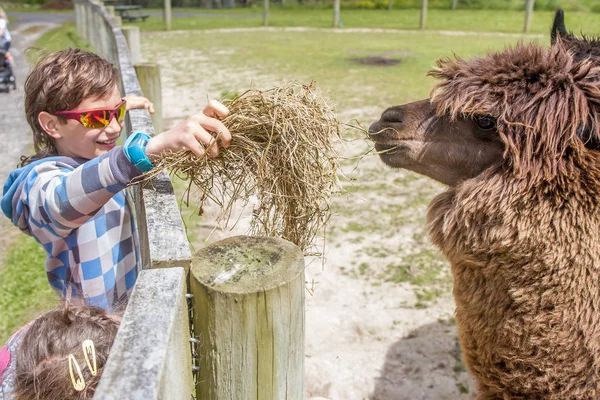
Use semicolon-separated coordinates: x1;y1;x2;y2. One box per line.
371;320;477;400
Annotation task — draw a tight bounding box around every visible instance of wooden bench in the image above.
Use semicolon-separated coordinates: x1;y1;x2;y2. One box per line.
115;5;149;22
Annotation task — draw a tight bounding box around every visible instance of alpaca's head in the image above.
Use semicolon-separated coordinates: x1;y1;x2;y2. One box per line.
369;12;600;186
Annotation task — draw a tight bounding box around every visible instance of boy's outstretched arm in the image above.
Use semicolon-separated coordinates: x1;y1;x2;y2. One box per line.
146;100;231;159
8;101;231;237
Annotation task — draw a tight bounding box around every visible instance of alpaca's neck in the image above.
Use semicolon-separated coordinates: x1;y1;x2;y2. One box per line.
427;171;600;271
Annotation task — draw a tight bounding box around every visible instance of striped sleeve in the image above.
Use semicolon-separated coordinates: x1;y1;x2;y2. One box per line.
23;147;142;237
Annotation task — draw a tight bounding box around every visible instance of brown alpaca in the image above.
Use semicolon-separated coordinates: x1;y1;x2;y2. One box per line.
369;11;600;400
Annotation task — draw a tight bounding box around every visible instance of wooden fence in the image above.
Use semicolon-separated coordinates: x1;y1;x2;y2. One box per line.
73;2;306;398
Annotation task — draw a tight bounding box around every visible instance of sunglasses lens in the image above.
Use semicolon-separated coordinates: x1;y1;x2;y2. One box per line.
117;102;126;122
71;101;126;129
82;110;110;129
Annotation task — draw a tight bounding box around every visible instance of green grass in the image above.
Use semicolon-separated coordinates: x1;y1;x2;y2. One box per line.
0;235;57;344
28;21;90;62
144;29;528;112
131;8;600;34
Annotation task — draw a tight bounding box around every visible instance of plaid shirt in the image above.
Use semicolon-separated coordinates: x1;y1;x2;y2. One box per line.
1;147;143;310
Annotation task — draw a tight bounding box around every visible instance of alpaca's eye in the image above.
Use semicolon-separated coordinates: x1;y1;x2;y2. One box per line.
474;115;496;131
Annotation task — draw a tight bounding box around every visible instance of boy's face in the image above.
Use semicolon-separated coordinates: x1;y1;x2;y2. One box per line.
52;85;124;160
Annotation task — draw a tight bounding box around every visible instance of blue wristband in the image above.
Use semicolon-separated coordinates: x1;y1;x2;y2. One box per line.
123;132;155;173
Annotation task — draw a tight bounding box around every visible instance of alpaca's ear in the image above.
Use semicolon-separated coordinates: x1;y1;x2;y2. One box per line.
551;9;568;45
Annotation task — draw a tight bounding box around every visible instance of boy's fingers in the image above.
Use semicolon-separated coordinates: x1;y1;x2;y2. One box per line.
192;129;219;158
187;139;206;158
190;114;232;148
203;100;229;119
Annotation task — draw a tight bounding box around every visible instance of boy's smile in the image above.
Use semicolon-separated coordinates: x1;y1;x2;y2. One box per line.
43;85;124;160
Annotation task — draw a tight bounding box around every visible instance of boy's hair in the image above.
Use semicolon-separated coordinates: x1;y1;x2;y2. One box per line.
22;48;120;165
12;302;121;400
0;7;7;22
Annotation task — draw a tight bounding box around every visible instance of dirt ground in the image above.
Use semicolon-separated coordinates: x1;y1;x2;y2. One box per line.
142;30;477;400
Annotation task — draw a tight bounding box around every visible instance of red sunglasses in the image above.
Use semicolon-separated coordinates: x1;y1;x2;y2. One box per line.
55;99;127;129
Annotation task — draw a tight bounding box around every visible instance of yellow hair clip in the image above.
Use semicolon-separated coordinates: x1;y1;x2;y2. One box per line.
82;339;97;377
68;354;85;392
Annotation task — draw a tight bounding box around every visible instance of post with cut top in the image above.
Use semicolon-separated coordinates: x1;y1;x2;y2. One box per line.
134;63;162;134
121;25;141;65
190;236;305;400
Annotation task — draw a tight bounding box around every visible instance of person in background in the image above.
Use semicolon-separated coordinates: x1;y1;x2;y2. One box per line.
0;7;11;52
0;301;122;400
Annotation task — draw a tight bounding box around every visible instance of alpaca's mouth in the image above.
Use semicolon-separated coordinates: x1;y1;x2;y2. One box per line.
374;142;410;155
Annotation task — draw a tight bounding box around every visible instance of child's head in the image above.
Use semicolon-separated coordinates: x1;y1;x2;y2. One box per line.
13;302;120;400
24;48;123;163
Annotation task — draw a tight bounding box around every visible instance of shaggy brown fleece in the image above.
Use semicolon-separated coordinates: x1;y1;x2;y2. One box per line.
427;43;600;399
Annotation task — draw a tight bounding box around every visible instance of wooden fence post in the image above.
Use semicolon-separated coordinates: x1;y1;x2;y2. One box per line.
164;0;172;31
263;0;269;26
190;236;305;400
452;0;458;10
420;0;428;29
121;26;141;65
333;0;340;27
524;0;534;33
134;63;162;134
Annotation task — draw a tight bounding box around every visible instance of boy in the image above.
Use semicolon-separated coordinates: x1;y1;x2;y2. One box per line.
1;48;231;309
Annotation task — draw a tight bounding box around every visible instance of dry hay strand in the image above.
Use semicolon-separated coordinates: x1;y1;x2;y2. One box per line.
138;82;341;254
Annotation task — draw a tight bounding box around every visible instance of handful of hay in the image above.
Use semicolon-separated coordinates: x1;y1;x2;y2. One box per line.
140;82;341;254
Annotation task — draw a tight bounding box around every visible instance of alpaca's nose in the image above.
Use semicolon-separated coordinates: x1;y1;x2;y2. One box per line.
368;106;404;140
380;107;404;124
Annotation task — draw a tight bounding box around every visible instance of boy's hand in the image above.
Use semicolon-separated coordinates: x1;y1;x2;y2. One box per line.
124;95;155;114
145;100;231;159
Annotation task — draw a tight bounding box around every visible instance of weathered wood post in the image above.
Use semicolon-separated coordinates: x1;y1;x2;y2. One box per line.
121;25;141;65
452;0;458;10
134;63;162;134
333;0;341;28
263;0;269;26
164;0;172;31
524;0;534;33
420;0;428;29
190;236;305;400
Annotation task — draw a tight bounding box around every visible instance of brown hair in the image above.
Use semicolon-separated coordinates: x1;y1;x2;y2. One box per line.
12;302;120;400
428;42;600;182
22;48;120;166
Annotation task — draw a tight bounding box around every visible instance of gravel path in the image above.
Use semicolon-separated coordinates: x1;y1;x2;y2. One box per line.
0;15;64;263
